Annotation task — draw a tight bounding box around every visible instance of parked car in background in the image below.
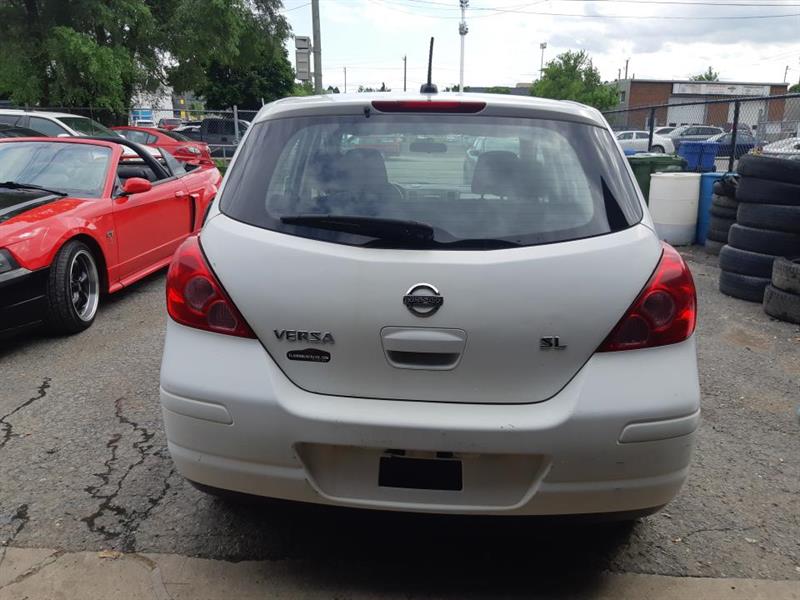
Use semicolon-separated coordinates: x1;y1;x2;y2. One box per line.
666;125;724;150
0;137;221;337
654;126;676;136
158;117;182;130
343;133;403;157
178;118;250;146
760;137;800;160
615;130;675;154
0;109;120;138
0;124;43;138
707;130;756;159
112;126;214;167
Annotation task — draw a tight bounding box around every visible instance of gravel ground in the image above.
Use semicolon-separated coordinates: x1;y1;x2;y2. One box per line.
1;247;798;593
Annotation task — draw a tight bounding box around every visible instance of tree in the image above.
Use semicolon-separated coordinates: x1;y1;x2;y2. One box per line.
486;86;512;95
357;83;391;93
690;67;720;82
0;0;292;114
530;51;618;110
326;86;340;94
789;83;800;93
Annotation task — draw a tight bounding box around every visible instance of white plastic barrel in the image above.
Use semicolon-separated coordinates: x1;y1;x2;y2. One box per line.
648;172;702;246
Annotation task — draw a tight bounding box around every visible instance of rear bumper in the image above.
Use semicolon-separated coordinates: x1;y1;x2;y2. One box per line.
160;321;701;515
0;267;48;336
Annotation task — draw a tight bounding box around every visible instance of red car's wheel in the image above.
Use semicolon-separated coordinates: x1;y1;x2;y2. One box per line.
45;240;101;334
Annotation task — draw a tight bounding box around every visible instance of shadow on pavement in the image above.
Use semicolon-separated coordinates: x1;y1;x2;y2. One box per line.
196;497;638;597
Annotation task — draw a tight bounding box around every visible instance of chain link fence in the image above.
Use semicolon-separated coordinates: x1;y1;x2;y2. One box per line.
604;93;800;172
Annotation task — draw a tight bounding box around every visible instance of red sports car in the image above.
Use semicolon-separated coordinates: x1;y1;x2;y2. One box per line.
112;126;214;167
0;137;221;336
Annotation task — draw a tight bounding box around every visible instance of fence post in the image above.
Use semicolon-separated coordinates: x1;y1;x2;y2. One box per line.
648;107;656;151
233;105;240;145
729;100;740;173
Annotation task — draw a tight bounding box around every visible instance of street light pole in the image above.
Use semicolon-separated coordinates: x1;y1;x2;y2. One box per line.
539;42;547;78
311;0;322;93
344;67;347;93
459;0;468;94
403;55;407;92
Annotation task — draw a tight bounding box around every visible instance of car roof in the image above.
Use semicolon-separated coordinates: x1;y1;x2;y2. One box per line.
0;109;90;119
253;92;608;128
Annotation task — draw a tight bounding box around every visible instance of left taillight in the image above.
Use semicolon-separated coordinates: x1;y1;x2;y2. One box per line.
166;236;256;338
598;242;696;352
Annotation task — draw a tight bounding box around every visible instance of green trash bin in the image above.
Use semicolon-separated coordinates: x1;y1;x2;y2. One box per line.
627;153;688;204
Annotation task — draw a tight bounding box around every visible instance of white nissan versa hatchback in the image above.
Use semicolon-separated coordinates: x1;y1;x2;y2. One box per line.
160;92;700;518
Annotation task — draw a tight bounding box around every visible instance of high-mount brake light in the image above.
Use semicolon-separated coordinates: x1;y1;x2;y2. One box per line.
371;100;486;113
166;236;256;338
598;243;696;352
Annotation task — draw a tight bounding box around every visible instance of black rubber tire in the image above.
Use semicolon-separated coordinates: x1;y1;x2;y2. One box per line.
710;204;737;219
736;177;800;206
713;175;739;198
712;194;738;210
719;245;778;278
707;227;729;243
45;240;99;334
651;145;665;154
738;154;800;186
728;224;800;256
704;239;724;255
710;215;735;231
771;257;800;295
719;270;770;303
737;202;800;233
763;285;800;324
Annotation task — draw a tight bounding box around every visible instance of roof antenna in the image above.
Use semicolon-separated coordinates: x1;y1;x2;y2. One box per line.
420;37;438;94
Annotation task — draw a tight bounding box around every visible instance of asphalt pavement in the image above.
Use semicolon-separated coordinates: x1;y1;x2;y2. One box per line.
1;247;799;596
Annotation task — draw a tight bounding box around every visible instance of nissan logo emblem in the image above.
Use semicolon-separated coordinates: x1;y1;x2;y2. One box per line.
403;283;443;317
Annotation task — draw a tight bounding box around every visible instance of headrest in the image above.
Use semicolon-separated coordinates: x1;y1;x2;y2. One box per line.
471;151;519;197
342;149;389;187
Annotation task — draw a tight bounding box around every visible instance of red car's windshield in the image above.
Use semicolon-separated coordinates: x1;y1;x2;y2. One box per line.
0;142;110;197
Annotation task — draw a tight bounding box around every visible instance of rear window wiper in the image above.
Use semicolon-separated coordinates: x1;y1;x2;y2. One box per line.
0;181;67;197
281;214;434;243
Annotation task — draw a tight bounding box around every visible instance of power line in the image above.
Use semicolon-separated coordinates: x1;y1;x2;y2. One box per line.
370;0;800;19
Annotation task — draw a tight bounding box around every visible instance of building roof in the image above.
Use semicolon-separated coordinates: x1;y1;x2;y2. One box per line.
619;79;788;87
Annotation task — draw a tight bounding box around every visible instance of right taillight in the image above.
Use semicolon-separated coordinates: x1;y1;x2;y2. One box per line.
598;242;696;352
166;236;256;338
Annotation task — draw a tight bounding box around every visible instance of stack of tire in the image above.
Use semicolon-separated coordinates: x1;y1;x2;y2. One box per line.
718;154;800;309
706;174;739;253
764;258;800;324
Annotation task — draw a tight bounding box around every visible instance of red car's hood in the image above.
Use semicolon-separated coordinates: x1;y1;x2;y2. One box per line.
0;190;87;245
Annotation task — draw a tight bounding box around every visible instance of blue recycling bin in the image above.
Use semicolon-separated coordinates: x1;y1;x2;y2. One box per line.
697;172;726;244
679;141;720;172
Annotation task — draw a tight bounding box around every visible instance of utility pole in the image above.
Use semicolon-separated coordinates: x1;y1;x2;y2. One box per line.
458;1;468;94
311;0;322;93
539;42;547;78
403;55;407;92
344;67;347;93
618;68;621;81
624;58;629;80
784;65;789;83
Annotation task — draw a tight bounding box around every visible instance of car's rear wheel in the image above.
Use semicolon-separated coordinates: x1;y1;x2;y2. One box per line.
651;145;665;153
45;240;100;334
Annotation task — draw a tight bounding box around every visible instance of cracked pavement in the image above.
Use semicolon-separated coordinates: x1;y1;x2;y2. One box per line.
0;248;799;593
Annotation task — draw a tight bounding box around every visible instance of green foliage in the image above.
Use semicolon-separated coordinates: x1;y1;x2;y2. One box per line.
358;83;391;92
486;86;512;95
292;82;314;96
690;67;720;82
530;51;618;110
0;0;292;114
789;83;800;93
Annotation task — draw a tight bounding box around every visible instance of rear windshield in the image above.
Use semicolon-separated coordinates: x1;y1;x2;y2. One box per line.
58;116;116;137
219;115;642;249
160;130;191;141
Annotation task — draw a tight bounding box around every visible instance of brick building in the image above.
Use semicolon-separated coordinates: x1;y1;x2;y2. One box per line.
612;79;789;130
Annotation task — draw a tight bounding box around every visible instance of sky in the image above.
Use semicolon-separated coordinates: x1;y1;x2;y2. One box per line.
280;0;800;92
